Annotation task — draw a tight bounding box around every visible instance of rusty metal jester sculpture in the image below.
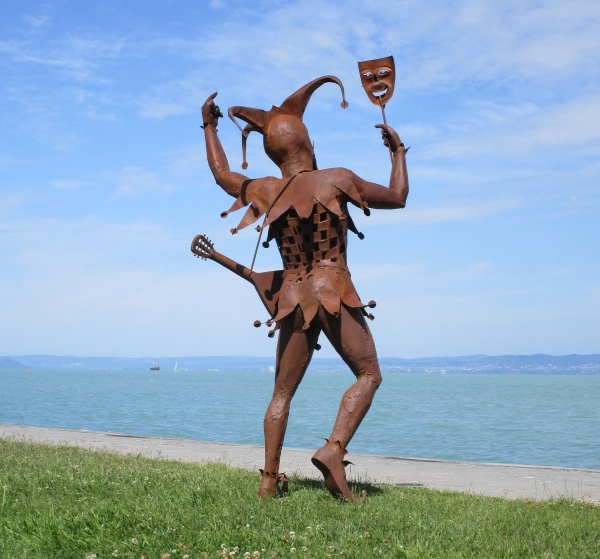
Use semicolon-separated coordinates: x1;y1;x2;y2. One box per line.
192;64;408;501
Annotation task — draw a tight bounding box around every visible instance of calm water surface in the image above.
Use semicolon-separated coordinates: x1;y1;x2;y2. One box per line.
1;369;598;469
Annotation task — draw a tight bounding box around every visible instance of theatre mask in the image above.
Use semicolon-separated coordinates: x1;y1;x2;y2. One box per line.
358;55;396;106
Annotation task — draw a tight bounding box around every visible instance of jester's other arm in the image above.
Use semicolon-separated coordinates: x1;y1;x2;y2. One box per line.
202;92;249;199
351;124;409;210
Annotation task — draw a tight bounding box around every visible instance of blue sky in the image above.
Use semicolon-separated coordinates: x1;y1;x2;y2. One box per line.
1;0;599;358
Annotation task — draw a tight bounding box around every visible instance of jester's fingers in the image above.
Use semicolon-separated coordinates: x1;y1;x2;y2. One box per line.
375;124;402;153
202;92;222;128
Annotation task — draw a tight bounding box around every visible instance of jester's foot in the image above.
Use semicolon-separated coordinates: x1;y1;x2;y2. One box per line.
258;470;289;499
311;444;366;503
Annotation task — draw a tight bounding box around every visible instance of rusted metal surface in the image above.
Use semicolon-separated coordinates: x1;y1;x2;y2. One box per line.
358;55;396;107
194;69;409;501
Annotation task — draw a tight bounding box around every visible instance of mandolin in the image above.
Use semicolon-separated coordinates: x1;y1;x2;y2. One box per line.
191;234;282;318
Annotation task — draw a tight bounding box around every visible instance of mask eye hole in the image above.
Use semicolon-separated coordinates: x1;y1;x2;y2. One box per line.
377;69;390;77
362;71;373;79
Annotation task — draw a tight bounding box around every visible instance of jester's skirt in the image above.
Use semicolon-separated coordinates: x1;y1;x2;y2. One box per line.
272;262;367;330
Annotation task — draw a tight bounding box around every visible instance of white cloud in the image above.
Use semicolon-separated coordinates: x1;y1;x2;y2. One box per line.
0;217;274;356
424;95;600;160
51;179;88;189
358;198;523;227
137;72;207;119
0;194;24;217
114;167;175;197
352;263;427;282
0;35;125;82
209;0;226;9
22;14;49;28
178;0;600;93
166;143;208;176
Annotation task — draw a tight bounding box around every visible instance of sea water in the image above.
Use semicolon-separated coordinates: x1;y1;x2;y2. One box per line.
1;369;598;470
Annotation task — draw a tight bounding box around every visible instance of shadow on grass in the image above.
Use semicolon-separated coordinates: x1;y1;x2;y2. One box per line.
290;476;385;496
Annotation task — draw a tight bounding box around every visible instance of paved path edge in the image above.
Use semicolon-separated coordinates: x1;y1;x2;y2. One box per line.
2;424;599;501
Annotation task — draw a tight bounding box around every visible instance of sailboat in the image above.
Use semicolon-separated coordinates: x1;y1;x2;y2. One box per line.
150;358;160;371
174;362;179;372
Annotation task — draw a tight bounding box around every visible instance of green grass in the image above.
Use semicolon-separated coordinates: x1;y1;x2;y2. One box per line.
1;439;599;559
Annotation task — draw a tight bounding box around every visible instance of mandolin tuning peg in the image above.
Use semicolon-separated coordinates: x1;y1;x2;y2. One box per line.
266;319;273;327
315;343;321;351
358;232;365;240
262;241;270;248
364;208;371;217
267;329;276;338
254;320;262;328
367;313;375;321
368;300;377;308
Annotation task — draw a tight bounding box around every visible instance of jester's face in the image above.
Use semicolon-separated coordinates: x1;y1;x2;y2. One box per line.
358;55;396;106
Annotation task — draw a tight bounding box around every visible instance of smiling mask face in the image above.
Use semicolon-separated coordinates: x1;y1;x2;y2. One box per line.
358;55;396;106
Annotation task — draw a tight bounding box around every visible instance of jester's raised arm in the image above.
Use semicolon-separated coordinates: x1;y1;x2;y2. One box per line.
349;124;408;210
201;92;250;199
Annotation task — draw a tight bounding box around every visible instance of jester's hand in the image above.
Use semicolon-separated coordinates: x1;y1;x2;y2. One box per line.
201;92;224;129
375;124;403;154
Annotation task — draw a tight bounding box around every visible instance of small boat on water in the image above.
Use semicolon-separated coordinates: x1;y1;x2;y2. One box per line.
174;362;179;372
150;358;160;371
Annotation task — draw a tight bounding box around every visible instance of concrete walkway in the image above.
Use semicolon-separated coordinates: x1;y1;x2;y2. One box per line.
2;424;599;502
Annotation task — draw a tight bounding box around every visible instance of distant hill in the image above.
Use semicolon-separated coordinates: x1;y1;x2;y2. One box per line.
4;353;600;374
0;357;26;369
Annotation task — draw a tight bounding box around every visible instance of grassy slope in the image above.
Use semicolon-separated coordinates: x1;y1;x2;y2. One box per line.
1;439;599;559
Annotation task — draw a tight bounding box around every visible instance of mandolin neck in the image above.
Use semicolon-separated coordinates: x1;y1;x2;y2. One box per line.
210;250;253;283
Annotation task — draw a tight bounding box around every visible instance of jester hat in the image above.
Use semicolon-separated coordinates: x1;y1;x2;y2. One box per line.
228;75;348;170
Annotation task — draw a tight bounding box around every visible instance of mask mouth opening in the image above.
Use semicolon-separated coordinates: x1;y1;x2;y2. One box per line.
370;84;389;100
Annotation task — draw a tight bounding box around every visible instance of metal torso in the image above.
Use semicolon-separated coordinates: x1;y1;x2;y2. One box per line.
269;202;348;272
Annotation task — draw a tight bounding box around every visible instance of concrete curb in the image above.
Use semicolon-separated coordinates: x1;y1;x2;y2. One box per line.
2;424;599;501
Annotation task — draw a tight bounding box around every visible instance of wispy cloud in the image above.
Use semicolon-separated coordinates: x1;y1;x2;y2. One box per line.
0;216;271;355
423;95;600;160
137;73;207;119
114;167;175;198
352;262;428;282
166;143;208;176
360;198;523;227
51;179;88;189
0;35;125;82
22;14;49;28
0;194;25;217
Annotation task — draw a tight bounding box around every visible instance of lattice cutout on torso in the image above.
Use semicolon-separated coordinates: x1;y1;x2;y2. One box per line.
269;203;348;270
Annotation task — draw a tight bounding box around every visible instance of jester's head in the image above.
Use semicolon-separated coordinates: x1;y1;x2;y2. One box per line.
228;76;348;177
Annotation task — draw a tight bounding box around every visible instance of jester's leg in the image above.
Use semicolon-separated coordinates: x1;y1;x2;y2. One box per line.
259;307;320;498
311;305;381;502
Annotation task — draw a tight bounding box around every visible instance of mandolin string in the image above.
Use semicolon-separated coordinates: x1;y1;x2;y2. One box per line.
250;215;267;273
249;173;300;274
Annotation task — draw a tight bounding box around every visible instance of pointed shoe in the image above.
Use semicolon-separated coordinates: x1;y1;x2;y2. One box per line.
257;469;278;499
311;445;366;503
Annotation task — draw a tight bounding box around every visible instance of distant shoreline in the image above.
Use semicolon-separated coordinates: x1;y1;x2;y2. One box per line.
2;353;600;374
